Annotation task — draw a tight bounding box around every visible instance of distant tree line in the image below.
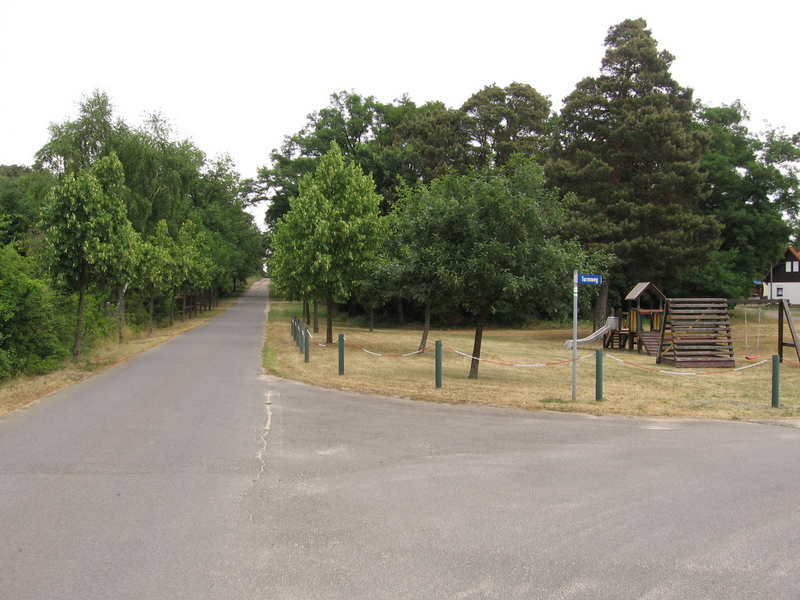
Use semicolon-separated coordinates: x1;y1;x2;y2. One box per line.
0;92;266;380
265;18;800;376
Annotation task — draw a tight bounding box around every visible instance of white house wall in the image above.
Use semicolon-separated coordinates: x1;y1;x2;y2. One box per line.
765;281;800;305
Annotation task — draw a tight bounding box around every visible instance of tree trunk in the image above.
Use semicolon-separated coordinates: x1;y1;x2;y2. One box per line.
593;278;611;331
468;304;492;379
73;287;86;359
303;300;310;326
326;286;334;344
313;301;319;333
419;301;432;351
117;282;128;343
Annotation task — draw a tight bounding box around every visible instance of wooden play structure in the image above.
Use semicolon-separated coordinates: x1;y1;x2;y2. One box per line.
656;298;735;368
594;282;800;369
604;282;665;355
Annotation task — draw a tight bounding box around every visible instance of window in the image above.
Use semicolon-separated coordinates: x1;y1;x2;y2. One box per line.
786;261;792;272
777;287;784;297
794;261;800;272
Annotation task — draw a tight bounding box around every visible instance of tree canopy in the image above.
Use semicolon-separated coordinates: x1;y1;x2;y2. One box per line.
269;143;386;342
392;156;591;378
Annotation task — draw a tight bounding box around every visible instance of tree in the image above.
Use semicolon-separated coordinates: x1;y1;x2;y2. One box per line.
259;92;473;228
270;143;386;343
683;102;797;297
0;167;55;247
548;18;720;327
115;114;203;237
461;83;552;167
395;157;590;378
259;91;384;228
135;220;181;333
36;90;121;175
388;183;457;351
388;102;473;182
42;153;138;357
192;156;266;292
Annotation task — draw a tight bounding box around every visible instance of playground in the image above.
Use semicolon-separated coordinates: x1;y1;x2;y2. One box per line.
265;294;800;421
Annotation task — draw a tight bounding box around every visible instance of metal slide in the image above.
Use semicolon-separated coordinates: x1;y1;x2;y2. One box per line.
564;316;619;349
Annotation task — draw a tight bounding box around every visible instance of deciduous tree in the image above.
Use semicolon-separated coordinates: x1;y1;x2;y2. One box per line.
270;143;386;343
396;157;589;378
42;153;138;357
681;102;798;296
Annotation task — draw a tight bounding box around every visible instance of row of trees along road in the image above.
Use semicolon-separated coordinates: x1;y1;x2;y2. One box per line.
264;18;800;377
0;92;266;378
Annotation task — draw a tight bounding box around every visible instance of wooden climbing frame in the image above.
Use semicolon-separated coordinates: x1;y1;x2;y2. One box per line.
657;298;735;368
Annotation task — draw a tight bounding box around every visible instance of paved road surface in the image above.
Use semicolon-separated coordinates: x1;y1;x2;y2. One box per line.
2;280;800;599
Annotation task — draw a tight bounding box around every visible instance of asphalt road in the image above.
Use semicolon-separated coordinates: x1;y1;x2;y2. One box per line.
2;280;799;599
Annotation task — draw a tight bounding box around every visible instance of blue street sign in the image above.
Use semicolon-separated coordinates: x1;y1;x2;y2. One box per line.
578;274;603;285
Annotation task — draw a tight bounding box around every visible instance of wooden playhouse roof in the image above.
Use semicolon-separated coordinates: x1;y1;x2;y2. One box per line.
625;282;666;302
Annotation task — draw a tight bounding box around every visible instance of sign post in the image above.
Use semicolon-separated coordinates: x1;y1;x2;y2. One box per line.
572;271;578;400
572;271;603;401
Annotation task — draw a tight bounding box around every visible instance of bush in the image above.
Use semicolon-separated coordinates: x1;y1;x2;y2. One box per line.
0;245;68;379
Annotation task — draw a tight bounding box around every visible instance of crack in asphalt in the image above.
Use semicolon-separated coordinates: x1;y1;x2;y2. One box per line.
238;389;273;522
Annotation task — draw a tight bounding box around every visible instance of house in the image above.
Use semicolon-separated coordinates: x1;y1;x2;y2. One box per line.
764;247;800;304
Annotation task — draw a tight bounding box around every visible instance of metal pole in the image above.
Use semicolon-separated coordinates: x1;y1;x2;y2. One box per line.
572;270;578;401
304;328;310;363
772;354;780;408
338;334;345;375
596;349;604;401
435;341;442;388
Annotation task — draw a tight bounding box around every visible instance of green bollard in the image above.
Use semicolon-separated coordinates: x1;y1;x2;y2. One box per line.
304;328;310;363
297;322;304;353
596;349;604;401
435;341;442;388
338;334;345;375
772;354;780;408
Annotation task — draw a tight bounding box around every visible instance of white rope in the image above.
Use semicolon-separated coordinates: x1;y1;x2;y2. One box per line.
605;352;769;375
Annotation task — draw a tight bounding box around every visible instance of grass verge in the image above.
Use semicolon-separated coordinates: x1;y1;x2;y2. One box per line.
265;298;800;421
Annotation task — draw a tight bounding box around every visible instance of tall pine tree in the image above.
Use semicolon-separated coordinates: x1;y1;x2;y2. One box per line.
548;18;720;327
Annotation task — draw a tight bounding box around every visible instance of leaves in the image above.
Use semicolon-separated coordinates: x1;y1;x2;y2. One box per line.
270;143;385;303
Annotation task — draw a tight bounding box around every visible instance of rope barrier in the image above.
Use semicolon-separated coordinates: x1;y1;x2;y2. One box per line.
304;331;338;348
444;345;593;367
344;337;434;357
604;352;770;376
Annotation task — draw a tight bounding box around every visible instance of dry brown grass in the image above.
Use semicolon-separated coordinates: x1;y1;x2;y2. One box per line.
265;299;800;421
0;294;244;418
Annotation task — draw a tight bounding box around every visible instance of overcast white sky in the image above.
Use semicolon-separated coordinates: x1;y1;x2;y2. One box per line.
1;0;798;182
